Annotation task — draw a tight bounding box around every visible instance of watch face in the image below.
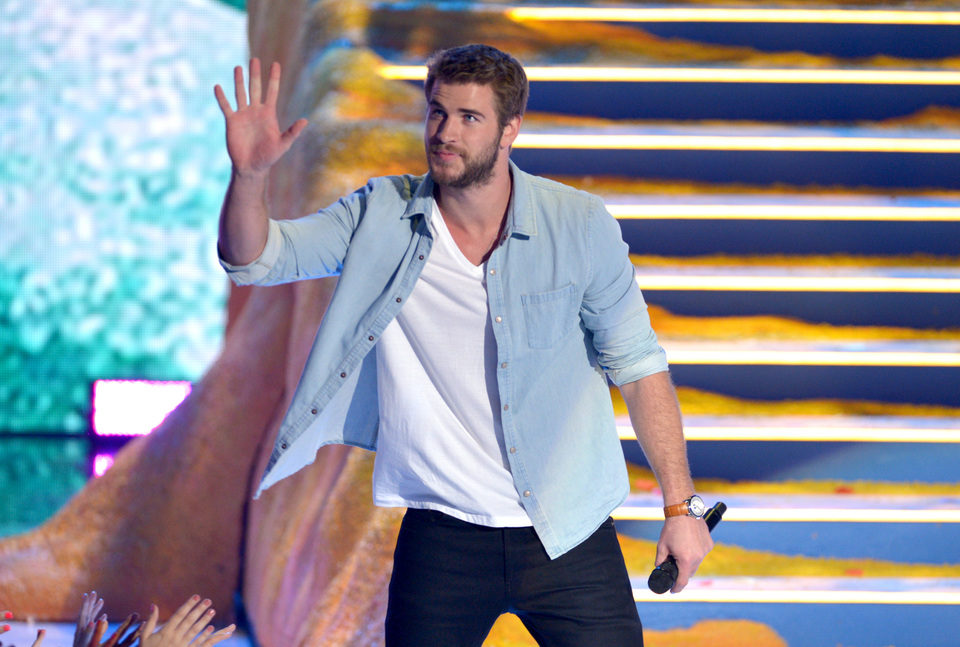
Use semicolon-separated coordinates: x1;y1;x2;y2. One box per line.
688;496;707;518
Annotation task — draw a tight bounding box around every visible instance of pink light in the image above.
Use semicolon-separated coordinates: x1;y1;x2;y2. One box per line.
93;453;115;477
92;380;192;436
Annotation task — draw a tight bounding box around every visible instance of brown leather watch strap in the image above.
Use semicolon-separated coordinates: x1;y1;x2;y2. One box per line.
663;500;690;518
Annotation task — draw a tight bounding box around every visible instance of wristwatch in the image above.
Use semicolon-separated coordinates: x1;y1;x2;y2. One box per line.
663;495;707;520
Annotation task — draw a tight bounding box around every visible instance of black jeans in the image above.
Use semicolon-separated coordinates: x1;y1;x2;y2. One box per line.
385;509;643;647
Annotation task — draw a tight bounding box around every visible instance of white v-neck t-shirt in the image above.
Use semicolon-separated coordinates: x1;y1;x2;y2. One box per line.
372;202;530;526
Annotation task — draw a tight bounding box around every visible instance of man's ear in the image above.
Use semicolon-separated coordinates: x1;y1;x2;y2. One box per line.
500;115;522;149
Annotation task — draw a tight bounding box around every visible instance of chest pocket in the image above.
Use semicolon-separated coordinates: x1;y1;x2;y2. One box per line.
521;284;580;349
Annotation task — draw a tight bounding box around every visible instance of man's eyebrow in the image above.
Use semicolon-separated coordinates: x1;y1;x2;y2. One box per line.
428;99;485;118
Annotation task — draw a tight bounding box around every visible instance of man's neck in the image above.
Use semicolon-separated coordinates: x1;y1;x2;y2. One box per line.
434;165;512;265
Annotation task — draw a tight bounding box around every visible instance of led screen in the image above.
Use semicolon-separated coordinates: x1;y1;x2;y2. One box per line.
1;0;246;536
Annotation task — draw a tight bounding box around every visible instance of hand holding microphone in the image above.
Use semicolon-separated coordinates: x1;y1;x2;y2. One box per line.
648;501;726;594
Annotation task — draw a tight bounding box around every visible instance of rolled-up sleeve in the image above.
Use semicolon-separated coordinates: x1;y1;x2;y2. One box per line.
580;200;669;386
218;218;285;286
217;182;368;286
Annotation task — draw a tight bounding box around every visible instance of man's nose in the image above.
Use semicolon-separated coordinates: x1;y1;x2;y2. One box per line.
433;117;458;142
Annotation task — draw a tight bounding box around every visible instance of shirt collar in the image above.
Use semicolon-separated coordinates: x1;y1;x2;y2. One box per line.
401;159;538;238
401;172;436;221
505;159;537;238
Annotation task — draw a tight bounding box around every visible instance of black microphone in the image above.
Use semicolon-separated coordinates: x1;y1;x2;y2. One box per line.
647;501;726;594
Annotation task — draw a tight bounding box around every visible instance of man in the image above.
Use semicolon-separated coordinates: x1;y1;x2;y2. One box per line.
215;44;712;646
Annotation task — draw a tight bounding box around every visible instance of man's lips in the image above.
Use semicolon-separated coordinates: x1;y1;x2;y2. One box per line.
431;147;462;160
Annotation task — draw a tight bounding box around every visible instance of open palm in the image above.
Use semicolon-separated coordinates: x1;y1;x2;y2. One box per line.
214;58;307;176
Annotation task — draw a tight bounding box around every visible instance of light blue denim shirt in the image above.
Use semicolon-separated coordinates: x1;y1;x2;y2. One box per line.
221;160;669;559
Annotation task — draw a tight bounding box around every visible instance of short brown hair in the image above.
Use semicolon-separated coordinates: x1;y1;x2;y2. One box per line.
424;44;529;130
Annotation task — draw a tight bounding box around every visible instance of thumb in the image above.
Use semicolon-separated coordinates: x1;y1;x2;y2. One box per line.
140;605;159;641
280;118;308;146
654;538;671;566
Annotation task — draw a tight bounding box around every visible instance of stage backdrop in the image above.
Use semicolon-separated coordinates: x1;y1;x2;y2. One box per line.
0;0;246;537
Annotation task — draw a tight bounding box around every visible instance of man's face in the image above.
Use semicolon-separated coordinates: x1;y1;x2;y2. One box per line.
424;81;506;189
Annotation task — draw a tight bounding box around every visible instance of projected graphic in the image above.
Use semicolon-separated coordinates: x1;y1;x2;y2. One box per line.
92;379;193;437
0;0;246;536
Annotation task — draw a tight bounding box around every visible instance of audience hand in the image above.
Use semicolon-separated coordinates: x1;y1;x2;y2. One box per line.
73;592;105;647
140;596;235;647
100;613;139;647
1;614;44;647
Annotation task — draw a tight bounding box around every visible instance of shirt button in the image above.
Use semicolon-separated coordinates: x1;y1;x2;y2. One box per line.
280;442;288;450
489;269;496;275
368;335;375;341
509;446;517;454
503;404;509;411
311;408;318;415
340;372;347;378
523;490;531;497
396;297;402;303
501;362;508;369
418;255;424;260
495;316;502;323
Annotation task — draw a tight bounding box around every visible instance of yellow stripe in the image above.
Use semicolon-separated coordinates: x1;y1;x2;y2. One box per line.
608;204;960;222
615;506;960;523
616;424;960;443
632;587;960;605
635;275;960;293
514;132;960;154
506;7;960;27
379;64;960;85
662;349;960;367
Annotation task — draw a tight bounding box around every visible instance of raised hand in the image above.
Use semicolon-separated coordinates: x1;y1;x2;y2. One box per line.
214;58;308;177
100;613;140;647
73;591;105;647
139;596;235;647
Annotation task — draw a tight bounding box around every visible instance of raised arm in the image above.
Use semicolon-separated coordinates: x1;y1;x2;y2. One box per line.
619;372;713;593
214;58;308;265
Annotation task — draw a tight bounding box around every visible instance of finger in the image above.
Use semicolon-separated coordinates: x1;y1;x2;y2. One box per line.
671;569;689;593
116;621;143;647
187;608;216;637
200;624;235;647
102;613;138;647
192;624;216;647
89;616;108;647
178;600;213;639
32;628;46;647
233;65;247;109
79;592;97;626
671;553;704;593
78;621;95;647
165;595;200;634
168;596;207;640
249;58;262;105
214;85;234;116
264;61;281;107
